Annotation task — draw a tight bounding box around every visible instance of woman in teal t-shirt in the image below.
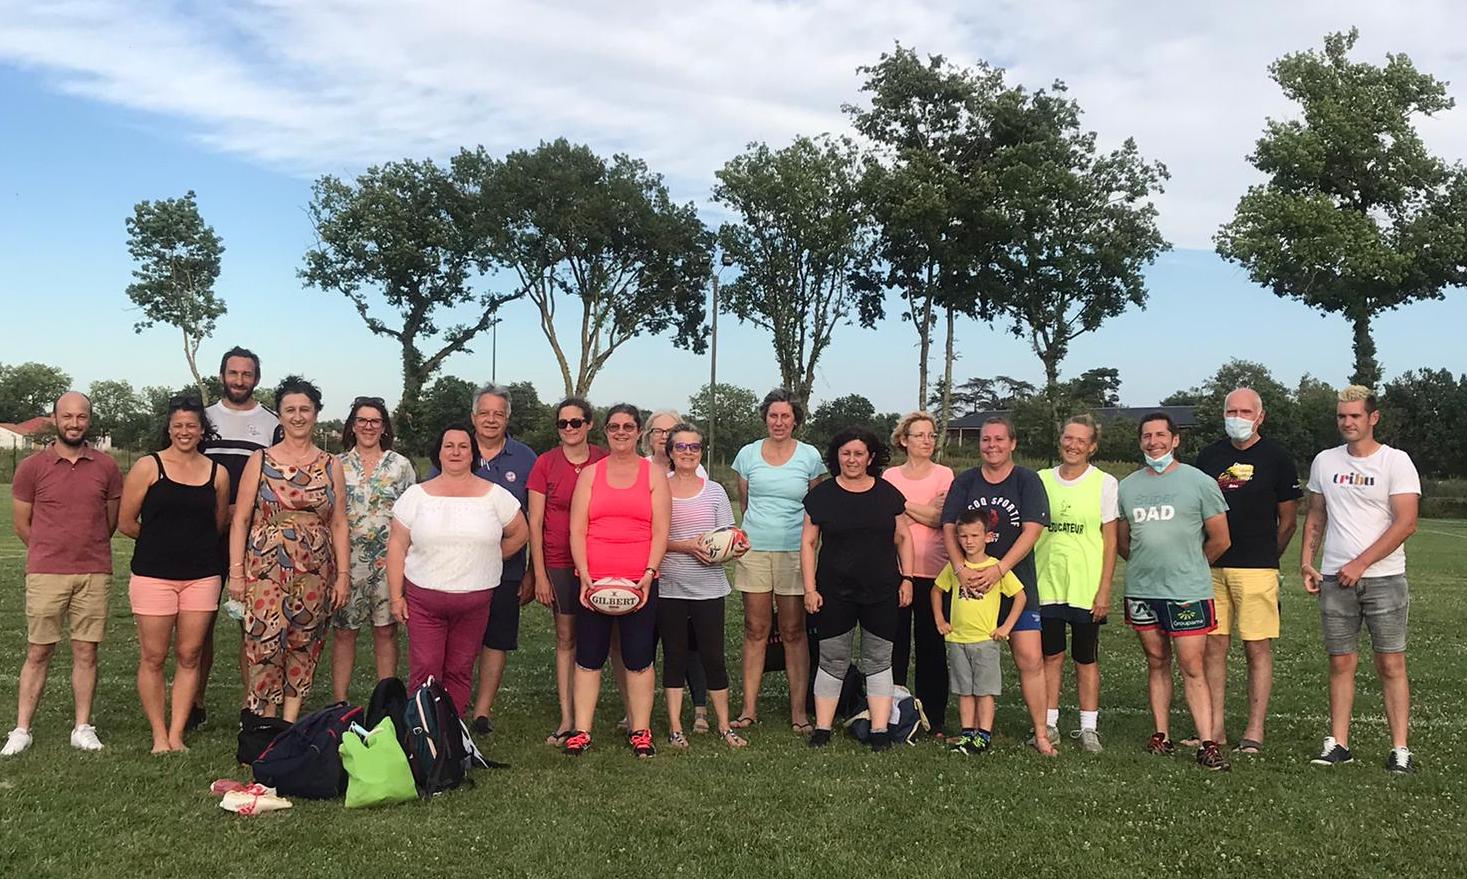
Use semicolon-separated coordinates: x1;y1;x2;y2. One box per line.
729;389;825;734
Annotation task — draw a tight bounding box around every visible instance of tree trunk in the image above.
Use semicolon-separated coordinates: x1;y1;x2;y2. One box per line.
1042;351;1062;467
1349;306;1381;389
182;328;208;404
936;304;956;461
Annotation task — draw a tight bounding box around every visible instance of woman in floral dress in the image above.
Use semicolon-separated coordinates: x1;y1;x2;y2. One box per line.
329;397;417;701
228;377;350;721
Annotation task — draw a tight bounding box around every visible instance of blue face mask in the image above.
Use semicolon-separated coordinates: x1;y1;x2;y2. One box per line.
1224;417;1255;442
1144;451;1174;473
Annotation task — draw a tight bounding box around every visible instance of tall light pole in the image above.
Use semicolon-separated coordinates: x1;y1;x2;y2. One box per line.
708;252;734;463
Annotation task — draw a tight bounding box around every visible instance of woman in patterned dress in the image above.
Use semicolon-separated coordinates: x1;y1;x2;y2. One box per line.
329;396;417;701
227;376;350;721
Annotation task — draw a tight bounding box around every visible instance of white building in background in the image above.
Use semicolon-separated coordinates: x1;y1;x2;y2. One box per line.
0;417;49;450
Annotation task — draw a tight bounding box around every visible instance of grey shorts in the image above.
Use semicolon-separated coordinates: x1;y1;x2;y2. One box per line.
547;567;580;617
947;639;1001;696
1319;574;1409;655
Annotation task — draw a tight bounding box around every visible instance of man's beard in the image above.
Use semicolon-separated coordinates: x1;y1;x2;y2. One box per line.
57;431;86;448
225;385;256;405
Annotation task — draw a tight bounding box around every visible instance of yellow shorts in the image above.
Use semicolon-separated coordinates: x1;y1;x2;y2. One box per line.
1210;568;1280;641
734;550;804;596
25;573;110;645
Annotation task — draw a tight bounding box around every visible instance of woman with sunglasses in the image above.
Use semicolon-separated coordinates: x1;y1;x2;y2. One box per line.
118;395;230;752
527;398;607;744
658;423;747;749
329;397;417;702
565;404;671;757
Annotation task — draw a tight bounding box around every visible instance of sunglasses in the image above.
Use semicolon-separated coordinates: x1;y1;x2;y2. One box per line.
556;418;588;430
168;394;203;408
672;442;703;452
353;396;385;406
606;423;639;434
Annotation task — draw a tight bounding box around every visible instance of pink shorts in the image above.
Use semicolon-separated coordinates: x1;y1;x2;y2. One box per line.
128;575;221;616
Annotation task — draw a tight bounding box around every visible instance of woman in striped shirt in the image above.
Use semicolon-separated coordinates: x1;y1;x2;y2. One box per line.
658;423;748;749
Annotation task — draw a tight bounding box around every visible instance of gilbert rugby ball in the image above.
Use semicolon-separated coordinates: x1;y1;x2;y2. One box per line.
586;577;645;615
699;526;749;564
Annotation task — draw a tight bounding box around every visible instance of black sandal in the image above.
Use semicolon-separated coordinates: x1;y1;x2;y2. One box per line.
545;729;573;746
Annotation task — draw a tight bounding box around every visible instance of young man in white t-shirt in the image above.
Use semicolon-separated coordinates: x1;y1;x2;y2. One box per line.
1301;385;1420;773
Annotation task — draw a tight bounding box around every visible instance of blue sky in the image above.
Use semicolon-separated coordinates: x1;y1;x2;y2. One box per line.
2;1;1465;419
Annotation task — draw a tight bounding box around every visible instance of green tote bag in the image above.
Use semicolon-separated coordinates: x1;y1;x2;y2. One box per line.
340;717;418;808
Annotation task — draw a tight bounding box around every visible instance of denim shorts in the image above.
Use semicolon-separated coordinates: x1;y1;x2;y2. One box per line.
1318;574;1409;655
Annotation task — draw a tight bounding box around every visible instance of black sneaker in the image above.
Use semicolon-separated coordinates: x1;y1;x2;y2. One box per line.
1310;736;1353;766
184;705;207;732
869;730;891;752
807;728;833;748
1385;748;1416;774
1145;731;1175;756
472;715;493;735
1196;741;1231;772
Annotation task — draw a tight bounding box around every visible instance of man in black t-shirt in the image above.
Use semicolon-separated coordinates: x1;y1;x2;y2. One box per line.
1194;388;1301;753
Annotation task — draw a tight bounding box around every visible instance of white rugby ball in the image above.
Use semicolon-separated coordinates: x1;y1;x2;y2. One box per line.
586;577;645;616
699;526;749;564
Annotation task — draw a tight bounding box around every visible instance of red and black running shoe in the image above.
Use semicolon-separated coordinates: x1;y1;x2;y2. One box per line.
629;728;656;758
1196;741;1231;772
563;730;592;756
1145;731;1176;756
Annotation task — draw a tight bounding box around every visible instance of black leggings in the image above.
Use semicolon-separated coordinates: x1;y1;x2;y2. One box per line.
1040;616;1101;665
657;596;728;690
576;582;659;672
891;577;950;730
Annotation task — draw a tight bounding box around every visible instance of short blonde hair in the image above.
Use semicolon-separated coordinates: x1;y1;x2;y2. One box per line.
642;409;684;455
1064;413;1101;443
891;411;938;451
1337;384;1378;413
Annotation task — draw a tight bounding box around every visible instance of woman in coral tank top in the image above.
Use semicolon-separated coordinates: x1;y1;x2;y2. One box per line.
566;404;671;757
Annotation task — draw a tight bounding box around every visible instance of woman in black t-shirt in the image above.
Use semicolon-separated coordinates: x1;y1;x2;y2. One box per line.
118;396;231;753
801;427;914;750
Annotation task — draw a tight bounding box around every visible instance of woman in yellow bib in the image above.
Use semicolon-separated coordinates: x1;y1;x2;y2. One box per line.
1035;415;1118;752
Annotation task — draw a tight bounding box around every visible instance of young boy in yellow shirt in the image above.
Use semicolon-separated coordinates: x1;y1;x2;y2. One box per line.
933;508;1027;754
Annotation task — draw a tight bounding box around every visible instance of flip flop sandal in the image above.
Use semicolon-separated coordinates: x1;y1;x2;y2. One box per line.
1233;738;1263;754
1179;736;1202;748
791;722;815;736
692;714;710;734
545;729;573;746
667;731;690;749
730;715;758;729
721;729;748;748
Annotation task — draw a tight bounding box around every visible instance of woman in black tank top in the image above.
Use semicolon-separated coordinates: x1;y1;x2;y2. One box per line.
118;396;230;753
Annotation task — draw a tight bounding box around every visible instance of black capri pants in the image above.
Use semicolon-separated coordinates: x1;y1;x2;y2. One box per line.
576;581;659;672
1040;616;1102;665
657;595;728;690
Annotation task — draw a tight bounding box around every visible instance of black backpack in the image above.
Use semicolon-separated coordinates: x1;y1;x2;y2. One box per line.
402;678;497;796
366;677;410;754
236;708;292;766
251;701;364;799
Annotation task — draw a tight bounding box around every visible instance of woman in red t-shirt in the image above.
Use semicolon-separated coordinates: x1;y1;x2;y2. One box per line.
565;404;671;757
527;397;607;745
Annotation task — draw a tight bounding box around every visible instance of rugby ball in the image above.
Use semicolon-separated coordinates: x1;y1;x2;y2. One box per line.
699;526;749;564
586;577;646;616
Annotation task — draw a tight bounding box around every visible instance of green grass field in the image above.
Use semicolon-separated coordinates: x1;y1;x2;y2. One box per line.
1;485;1464;878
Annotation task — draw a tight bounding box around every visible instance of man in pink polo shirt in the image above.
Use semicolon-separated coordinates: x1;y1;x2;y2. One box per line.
3;392;123;757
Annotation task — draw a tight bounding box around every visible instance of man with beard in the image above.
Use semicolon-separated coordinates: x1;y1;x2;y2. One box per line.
195;346;278;727
4;392;123;756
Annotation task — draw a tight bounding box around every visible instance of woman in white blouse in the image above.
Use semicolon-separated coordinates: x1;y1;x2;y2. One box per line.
387;424;528;713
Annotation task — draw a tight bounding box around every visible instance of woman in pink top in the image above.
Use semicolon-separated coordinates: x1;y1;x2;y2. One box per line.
566;404;671;757
881;412;955;739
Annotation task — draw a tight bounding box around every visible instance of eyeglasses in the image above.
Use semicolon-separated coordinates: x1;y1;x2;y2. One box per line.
556;418;587;430
672;442;703;452
648;427;670;436
354;417;384;428
606;423;639;434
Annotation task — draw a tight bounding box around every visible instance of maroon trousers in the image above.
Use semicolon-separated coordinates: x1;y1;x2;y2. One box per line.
405;581;493;714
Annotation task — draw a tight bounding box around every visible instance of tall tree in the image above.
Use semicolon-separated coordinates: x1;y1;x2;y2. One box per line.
846;46;1007;423
987;83;1169;432
87;379;146;448
713;135;880;410
0;362;72;422
124;191;225;401
458;139;712;398
686;382;763;464
302;157;519;448
1216;29;1467;389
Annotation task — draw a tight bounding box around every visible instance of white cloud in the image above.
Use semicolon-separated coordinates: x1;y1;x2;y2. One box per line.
3;0;1467;249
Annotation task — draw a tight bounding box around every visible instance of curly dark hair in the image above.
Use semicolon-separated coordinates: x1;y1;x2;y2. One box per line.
155;394;219;452
274;375;323;413
429;422;482;474
341;397;395;451
823;426;889;477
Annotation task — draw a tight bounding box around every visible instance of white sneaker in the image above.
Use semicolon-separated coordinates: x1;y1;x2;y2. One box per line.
1;727;32;756
70;724;104;751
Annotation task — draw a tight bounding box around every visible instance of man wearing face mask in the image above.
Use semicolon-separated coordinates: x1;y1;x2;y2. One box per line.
1117;413;1232;770
1193;388;1300;755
